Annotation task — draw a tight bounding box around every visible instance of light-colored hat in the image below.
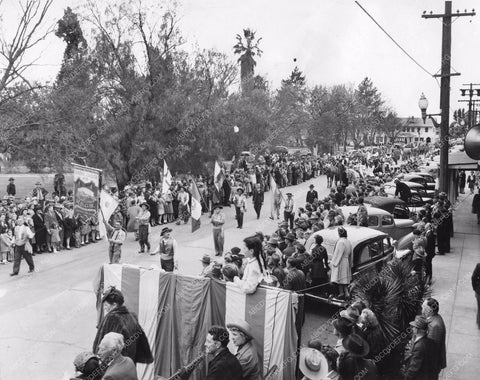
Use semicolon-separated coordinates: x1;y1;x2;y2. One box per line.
227;320;253;340
299;348;328;379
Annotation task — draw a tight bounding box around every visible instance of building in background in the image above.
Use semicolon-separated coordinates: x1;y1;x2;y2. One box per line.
395;117;439;144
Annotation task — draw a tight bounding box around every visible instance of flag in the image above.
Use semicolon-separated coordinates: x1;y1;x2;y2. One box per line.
270;175;284;218
162;161;172;196
214;161;225;192
191;181;202;232
313;144;318;157
98;190;119;238
95;264;299;380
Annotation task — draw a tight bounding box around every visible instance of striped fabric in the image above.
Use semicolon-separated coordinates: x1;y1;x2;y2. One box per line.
94;264;299;380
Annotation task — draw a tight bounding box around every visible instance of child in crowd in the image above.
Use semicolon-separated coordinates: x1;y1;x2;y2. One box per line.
0;229;13;264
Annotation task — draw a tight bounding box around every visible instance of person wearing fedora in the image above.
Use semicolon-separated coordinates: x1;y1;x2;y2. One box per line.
404;315;439;380
150;227;177;272
338;333;379;380
210;204;225;256
227;320;261;380
306;184;318;205
200;254;213;276
32;181;48;209
6;177;15;197
252;183;264;219
422;298;446;378
299;347;329;380
103;217;126;264
284;193;295;229
233;188;247;229
136;203;151;254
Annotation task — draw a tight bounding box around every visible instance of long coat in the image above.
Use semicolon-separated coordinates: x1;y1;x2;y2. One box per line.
427;314;446;370
206;347;242;380
235;341;261;380
404;336;439;380
331;238;353;285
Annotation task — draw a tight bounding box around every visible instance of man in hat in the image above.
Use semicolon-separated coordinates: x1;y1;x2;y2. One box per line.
136;203;151;254
10;218;36;276
32;181;48;209
299;347;328;380
204;325;242;380
422;298;446;378
211;204;225;256
338;333;378;379
200;254;213;276
151;227;177;272
233;188;247;229
103;218;126;264
404;316;439;380
284;193;295;229
252;183;264;219
306;184;318;205
227;320;261;380
6;177;15;197
177;187;190;224
394;178;411;203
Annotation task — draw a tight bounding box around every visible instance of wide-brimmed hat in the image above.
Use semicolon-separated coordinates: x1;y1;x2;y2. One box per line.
409;315;428;330
236;187;244;194
73;351;98;373
299;348;328;379
340;306;360;324
201;254;211;264
227;320;253;340
8;177;14;181
309;184;315;188
140;202;150;210
285;232;296;241
342;333;370;357
268;236;279;245
161;227;172;236
286;192;293;196
213;204;223;210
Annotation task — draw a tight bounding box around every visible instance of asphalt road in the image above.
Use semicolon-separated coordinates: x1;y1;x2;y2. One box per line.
0;175;336;380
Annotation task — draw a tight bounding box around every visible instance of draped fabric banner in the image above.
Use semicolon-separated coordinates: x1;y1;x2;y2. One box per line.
94;264;300;380
72;163;102;221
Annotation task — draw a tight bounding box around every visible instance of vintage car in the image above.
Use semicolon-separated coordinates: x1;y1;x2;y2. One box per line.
383;181;433;213
410;172;436;191
339;206;414;241
395;174;435;195
364;196;411;219
304;226;396;306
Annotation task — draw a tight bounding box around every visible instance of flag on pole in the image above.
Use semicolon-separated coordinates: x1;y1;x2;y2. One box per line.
313;144;318;157
98;190;119;238
162;161;172;196
191;181;202;233
214;161;225;192
270;175;284;219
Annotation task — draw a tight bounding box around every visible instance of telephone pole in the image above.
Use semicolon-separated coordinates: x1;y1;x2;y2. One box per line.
422;2;475;195
459;83;480;129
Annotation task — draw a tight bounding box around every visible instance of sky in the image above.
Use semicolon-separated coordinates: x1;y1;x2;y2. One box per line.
1;0;479;117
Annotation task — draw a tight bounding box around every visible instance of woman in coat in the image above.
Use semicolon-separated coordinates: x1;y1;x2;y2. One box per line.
331;227;353;299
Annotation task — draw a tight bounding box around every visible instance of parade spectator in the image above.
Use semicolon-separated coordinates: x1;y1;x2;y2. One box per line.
306;184;318;204
299;347;328;380
412;229;426;277
227;320;261;380
320;345;340;380
356;197;368;227
151;227;177;272
472;263;480;329
284;257;306;291
126;200;140;239
422;298;446;378
459;170;466;194
204;326;242;380
332;318;353;354
252;183;264;219
404;316;439;380
200;254;213;277
310;235;330;291
6;177;15;197
394;178;411;203
282;232;296;261
97;332;138;380
0;228;13;264
284;192;295;229
234;236;267;294
424;222;436;285
267;253;285;288
32;181;48;208
472;188;480;225
467;171;476;194
70;351;102;380
211;204;225;257
177;187;190;224
331;227;353;299
221;263;239;282
358;309;384;362
93;287;153;366
338;333;379;380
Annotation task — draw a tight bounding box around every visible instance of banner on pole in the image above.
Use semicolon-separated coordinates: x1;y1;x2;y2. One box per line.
98;190;119;237
72;163;102;223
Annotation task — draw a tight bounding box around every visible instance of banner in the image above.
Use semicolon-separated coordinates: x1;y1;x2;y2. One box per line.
162;161;172;196
98;190;119;238
214;161;225;192
72;163;101;222
191;181;202;233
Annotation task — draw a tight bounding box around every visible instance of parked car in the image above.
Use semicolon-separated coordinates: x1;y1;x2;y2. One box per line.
383;181;434;212
395;174;435;196
304;226;396;306
364;196;411;219
410;172;436;191
339;206;414;241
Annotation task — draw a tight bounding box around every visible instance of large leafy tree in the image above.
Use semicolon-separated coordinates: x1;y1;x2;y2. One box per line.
233;29;262;93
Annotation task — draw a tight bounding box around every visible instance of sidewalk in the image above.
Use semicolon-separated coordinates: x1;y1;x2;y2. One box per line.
432;192;480;379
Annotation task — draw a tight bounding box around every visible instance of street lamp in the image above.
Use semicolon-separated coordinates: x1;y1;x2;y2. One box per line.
418;93;441;125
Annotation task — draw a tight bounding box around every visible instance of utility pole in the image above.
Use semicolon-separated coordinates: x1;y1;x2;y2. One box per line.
459;83;480;129
422;2;475;195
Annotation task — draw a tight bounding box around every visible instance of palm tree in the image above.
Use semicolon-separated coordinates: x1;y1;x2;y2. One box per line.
351;259;430;379
233;29;262;92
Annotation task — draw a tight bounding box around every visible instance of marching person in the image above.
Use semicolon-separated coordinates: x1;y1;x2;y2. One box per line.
284;192;295;230
177;187;190;224
227;320;261;380
252;183;264;219
136;202;151;254
211;204;225;257
104;219;126;264
204;325;242;380
233;188;247;229
150;227;177;272
270;184;282;220
93;287;153;366
10;218;35;276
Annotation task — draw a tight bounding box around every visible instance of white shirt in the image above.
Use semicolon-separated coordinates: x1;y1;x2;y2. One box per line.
234;258;264;294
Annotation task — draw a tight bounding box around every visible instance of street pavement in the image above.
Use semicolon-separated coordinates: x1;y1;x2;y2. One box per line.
0;176;330;380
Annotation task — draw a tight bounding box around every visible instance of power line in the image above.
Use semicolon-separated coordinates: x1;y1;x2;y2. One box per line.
355;1;434;78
